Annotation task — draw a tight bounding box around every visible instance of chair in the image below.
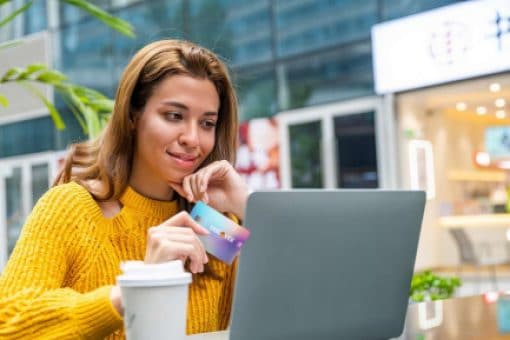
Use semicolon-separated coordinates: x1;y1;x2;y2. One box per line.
449;228;510;292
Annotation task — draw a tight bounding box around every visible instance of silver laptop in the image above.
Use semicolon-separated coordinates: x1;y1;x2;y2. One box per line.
229;190;426;340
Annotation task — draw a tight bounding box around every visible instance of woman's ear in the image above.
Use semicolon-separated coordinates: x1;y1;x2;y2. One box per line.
129;112;139;131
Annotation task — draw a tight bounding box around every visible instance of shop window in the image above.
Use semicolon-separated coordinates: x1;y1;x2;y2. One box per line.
334;112;378;188
289;121;323;188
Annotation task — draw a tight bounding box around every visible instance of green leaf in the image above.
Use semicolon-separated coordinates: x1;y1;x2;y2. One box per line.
0;0;12;6
18;81;66;130
36;69;67;84
26;63;47;75
0;0;33;29
0;94;8;107
0;38;21;50
0;67;24;82
61;0;135;37
57;89;87;132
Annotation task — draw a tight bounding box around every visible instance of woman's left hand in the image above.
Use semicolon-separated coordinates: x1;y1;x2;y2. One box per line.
169;160;250;220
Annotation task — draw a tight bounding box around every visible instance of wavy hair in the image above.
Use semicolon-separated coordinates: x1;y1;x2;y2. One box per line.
54;39;239;213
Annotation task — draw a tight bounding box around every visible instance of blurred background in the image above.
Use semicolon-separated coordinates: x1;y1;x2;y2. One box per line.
1;0;510;298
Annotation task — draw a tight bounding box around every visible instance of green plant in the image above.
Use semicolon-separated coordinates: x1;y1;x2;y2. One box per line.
0;0;135;138
409;271;462;302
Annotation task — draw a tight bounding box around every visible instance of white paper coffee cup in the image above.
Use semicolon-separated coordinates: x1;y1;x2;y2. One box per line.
117;260;192;340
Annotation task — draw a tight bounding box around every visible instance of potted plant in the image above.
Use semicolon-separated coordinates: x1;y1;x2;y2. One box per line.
410;271;462;302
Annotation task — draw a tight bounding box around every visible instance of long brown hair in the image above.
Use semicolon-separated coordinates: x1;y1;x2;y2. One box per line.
54;39;239;211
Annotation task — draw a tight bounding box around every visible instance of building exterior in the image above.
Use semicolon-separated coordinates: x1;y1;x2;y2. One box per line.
0;0;466;269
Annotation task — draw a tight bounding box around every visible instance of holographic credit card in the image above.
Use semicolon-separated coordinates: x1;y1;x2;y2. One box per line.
190;201;250;264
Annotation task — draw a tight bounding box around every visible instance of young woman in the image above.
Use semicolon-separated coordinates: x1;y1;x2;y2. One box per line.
0;39;250;339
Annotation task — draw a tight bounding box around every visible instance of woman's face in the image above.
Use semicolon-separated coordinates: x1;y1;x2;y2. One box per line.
132;74;219;186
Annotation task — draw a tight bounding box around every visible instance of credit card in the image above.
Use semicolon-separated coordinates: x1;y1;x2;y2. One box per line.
190;201;250;264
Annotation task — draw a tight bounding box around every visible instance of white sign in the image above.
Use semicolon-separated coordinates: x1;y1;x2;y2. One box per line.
372;0;510;94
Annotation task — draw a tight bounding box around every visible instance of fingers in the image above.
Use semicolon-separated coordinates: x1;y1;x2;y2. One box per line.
162;211;209;235
147;225;209;274
176;161;230;203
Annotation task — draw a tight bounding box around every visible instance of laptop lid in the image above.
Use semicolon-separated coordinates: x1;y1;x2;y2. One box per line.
229;190;425;340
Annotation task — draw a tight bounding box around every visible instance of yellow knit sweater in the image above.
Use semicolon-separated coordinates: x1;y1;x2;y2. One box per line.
0;181;238;339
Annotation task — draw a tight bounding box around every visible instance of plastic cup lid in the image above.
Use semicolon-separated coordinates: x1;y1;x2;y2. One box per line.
117;260;192;287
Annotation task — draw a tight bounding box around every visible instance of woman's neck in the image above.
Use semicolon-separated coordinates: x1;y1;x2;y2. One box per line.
128;174;174;201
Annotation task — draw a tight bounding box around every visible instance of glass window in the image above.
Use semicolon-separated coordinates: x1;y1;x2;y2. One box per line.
278;41;373;110
381;0;461;21
24;0;47;35
31;163;49;204
235;67;276;121
275;0;378;57
0;117;54;158
335;112;378;188
52;105;88;150
111;0;143;9
289;121;323;188
59;18;115;97
59;0;111;26
5;167;23;256
188;0;272;67
112;0;184;82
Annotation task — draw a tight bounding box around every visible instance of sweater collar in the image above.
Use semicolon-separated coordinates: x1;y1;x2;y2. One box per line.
120;186;178;219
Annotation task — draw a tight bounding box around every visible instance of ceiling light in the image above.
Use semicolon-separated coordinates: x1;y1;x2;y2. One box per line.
496;110;506;119
475;152;491;166
490;83;501;92
496;98;506;108
456;102;467;111
476;106;487;115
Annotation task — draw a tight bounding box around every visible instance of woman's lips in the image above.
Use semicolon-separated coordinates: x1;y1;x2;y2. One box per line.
167;151;198;168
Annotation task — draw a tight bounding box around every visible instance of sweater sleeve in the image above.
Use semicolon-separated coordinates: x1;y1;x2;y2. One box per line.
0;184;123;339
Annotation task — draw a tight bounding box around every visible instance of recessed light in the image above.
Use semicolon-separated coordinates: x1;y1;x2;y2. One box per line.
497;110;506;119
456;102;467;111
476;106;487;115
496;98;506;108
476;152;491;166
490;83;501;92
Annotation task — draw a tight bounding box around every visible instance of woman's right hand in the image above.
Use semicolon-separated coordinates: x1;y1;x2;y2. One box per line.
144;211;210;273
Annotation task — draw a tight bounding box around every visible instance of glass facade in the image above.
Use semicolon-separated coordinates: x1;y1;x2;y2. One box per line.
23;0;48;35
0;0;462;157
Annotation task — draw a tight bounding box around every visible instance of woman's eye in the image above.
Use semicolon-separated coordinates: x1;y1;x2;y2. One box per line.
165;112;183;120
201;120;217;129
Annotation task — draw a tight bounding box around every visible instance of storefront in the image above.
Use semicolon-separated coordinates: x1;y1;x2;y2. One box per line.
372;0;510;270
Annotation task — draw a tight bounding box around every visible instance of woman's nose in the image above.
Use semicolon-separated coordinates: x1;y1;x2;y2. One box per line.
178;123;199;147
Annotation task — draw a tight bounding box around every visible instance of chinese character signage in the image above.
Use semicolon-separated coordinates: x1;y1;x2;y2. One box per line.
372;0;510;94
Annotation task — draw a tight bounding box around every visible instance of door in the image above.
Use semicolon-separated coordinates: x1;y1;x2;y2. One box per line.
277;96;397;189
